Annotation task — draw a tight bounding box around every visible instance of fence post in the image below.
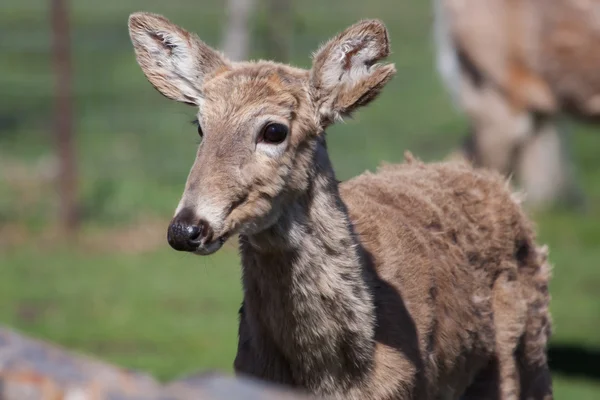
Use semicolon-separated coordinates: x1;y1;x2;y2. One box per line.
50;0;79;233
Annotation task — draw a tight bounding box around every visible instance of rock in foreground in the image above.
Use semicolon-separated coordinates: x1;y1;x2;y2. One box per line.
0;326;313;399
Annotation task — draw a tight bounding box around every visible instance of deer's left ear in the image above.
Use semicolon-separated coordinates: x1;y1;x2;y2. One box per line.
309;19;396;126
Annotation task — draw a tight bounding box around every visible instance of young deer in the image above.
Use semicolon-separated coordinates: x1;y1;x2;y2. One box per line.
434;0;598;209
128;13;553;400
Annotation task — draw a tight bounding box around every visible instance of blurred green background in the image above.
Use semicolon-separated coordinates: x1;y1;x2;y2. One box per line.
1;0;599;397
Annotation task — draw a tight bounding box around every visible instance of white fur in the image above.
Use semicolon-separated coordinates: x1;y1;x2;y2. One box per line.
321;39;379;91
192;195;227;231
257;142;288;158
174;191;226;233
434;0;463;110
132;26;204;104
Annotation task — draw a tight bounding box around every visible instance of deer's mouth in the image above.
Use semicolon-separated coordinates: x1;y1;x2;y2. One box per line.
192;232;230;256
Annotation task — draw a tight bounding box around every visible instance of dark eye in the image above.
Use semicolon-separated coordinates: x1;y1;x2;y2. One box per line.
191;118;203;138
260;123;288;144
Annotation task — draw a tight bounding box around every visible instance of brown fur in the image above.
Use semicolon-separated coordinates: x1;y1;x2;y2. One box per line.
439;0;600;116
129;13;553;399
435;0;597;208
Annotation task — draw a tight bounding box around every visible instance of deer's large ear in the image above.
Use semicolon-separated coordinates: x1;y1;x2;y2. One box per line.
128;12;230;105
310;20;396;126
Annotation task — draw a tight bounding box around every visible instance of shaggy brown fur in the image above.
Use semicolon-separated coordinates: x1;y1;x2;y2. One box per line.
128;13;553;400
435;0;598;209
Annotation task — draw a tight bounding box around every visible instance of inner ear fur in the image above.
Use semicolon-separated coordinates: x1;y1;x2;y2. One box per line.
310;19;397;125
128;12;230;105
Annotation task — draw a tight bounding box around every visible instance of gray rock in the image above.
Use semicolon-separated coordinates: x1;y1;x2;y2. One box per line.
0;326;314;400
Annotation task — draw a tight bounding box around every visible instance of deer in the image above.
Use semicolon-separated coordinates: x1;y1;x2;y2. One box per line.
128;12;553;400
434;0;600;210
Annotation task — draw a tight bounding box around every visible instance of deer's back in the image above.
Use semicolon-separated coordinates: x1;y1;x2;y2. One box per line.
536;0;600;116
447;0;600;116
339;159;535;396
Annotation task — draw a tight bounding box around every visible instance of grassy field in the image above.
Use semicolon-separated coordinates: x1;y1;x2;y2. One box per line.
1;0;600;397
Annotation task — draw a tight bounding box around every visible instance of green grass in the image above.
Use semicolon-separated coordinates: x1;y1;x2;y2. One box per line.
1;0;600;397
0;244;242;380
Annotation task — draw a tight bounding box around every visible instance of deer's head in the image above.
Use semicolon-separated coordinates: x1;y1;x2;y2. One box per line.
128;12;395;255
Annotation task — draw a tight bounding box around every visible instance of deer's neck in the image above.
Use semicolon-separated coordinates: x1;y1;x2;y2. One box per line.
239;139;376;391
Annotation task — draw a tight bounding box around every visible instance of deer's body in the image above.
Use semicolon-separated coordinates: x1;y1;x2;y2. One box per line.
437;0;600;117
236;151;551;399
128;13;553;399
435;0;600;208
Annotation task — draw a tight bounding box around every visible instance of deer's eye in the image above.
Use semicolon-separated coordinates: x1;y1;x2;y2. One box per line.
259;123;288;144
191;118;203;138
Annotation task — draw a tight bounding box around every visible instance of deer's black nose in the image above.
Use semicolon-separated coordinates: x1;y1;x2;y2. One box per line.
167;210;213;252
167;221;199;252
186;225;201;241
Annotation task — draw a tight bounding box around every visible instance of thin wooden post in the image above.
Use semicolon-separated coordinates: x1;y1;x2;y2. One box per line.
264;0;292;63
50;0;78;233
222;0;256;61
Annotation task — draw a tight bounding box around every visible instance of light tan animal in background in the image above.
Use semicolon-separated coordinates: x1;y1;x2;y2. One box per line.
435;0;600;210
128;12;553;400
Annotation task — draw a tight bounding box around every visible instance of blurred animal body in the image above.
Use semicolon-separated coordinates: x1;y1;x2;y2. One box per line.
128;13;553;399
435;0;600;209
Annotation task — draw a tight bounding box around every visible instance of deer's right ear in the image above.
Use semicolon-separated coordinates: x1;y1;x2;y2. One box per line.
128;12;230;105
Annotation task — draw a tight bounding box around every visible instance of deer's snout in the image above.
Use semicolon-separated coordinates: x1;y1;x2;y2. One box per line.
167;211;213;252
